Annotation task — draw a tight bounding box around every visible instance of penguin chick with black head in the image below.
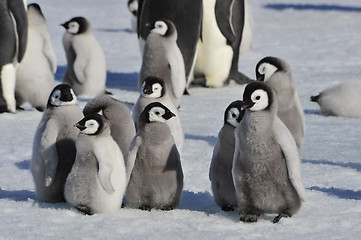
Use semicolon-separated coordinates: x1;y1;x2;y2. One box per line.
209;100;245;212
256;56;305;150
83;95;136;158
232;81;306;223
65;114;126;215
31;84;83;203
126;102;183;211
138;19;186;108
133;76;184;151
61;16;107;96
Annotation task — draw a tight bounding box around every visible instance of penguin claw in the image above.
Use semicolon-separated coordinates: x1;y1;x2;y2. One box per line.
161;206;174;211
76;205;93;215
272;214;289;223
221;205;235;212
240;215;258;223
139;205;152;211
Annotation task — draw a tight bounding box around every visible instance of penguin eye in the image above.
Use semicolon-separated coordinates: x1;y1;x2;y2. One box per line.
255;96;261;100
155;111;160;115
232;113;237;118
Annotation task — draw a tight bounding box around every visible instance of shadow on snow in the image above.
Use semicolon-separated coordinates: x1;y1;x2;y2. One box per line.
264;3;361;12
308;186;361;200
0;188;36;202
185;134;217;147
302;159;361;172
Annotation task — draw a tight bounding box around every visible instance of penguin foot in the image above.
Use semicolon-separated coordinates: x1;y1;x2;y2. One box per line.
139;205;152;211
35;106;45;112
273;214;290;223
221;205;235;212
161;206;174;211
76;205;93;215
240;215;258;223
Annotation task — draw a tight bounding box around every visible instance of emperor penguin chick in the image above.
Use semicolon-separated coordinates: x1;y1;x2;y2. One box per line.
209;100;245;211
126;102;184;211
232;81;306;223
256;56;305;150
138;19;186;108
65;114;127;215
16;3;57;112
61;16;107;96
83;95;136;157
31;84;83;203
133;76;184;151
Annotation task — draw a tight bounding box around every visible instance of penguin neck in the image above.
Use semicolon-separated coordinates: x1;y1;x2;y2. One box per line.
244;110;275;133
140;122;172;143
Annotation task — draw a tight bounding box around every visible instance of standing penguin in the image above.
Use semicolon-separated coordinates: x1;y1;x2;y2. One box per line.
127;0;138;33
0;0;28;113
137;0;202;84
256;56;306;150
232;81;306;223
193;0;252;87
65;114;126;215
83;95;136;157
311;80;361;118
209;100;245;212
126;102;183;211
31;84;83;203
138;19;186;108
61;16;107;96
16;3;56;112
133;76;184;151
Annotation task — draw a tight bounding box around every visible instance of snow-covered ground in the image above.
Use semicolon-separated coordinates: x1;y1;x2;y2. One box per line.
1;0;361;239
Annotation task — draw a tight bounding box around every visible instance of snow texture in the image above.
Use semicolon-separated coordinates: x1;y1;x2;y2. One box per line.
1;0;361;239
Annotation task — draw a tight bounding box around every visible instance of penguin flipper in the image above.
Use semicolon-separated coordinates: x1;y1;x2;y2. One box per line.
274;119;307;202
40;119;59;187
215;0;236;45
125;135;142;185
94;145;115;194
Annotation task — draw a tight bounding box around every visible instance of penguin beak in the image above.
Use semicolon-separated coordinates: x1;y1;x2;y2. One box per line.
61;23;67;29
257;75;265;82
75;123;86;131
163;111;176;120
241;101;255;111
145;22;154;30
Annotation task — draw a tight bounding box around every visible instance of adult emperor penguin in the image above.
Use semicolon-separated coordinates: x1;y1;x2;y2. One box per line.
209;100;245;211
61;16;107;96
311;81;361;118
0;0;28;113
16;3;56;112
83;95;136;157
31;84;83;203
232;81;306;223
256;56;306;150
138;19;185;108
126;102;183;211
193;0;252;87
133;76;184;151
137;0;202;85
65;114;126;215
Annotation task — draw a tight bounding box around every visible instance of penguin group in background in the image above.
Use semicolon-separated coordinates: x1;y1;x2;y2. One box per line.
16;3;56;112
232;81;306;223
209;100;245;212
126;102;183;211
65;114;126;215
137;0;202;85
0;0;27;113
138;19;186;108
127;0;138;33
256;56;305;150
62;16;107;96
311;80;361;118
83;95;136;157
133;76;184;151
31;84;83;203
193;0;253;87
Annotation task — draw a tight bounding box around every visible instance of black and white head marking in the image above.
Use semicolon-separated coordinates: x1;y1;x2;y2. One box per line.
76;114;104;135
141;76;165;98
256;56;284;82
224;100;245;127
128;0;138;16
61;17;88;35
48;84;77;107
147;19;174;37
141;102;175;123
242;82;274;112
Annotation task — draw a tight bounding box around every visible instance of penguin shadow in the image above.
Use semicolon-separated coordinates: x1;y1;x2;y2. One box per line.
95;27;134;34
15;159;30;170
185;134;217;147
0;188;36;202
264;3;361;12
302;159;361;172
55;65;139;92
178;190;218;214
308;186;361;200
303;109;323;116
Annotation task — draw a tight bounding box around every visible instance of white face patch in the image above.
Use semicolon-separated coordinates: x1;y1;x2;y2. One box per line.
67;21;80;34
258;63;278;82
82;119;100;135
227;107;240;127
141;82;163;98
148;106;167;123
249;89;269;111
151;21;168;36
129;0;138;13
50;89;77;106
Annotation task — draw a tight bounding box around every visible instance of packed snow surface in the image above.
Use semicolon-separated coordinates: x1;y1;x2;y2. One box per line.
1;0;361;239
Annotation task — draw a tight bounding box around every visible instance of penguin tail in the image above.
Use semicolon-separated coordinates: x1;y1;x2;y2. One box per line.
105;90;113;95
310;94;320;102
183;88;190;95
76;205;94;215
228;71;254;85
